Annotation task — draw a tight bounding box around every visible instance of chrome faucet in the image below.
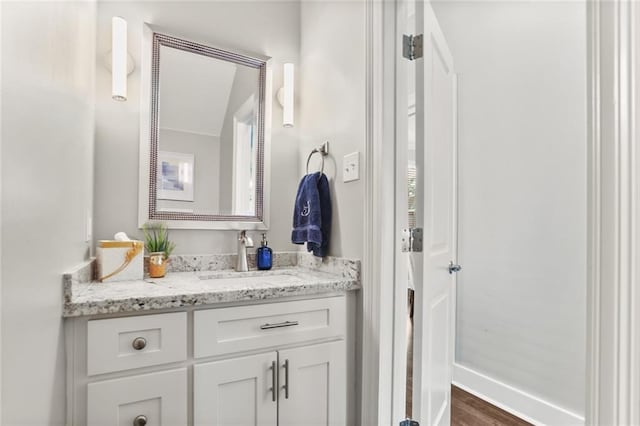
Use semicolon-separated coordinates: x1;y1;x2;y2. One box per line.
236;230;254;272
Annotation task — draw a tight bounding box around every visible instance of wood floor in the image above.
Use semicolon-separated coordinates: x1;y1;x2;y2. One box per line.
406;383;532;426
406;290;531;426
451;385;532;426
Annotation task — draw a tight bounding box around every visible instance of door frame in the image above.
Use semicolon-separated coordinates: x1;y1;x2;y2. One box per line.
361;0;640;425
231;94;257;214
587;1;640;425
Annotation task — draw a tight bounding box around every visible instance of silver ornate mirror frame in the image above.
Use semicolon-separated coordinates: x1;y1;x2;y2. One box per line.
138;24;272;230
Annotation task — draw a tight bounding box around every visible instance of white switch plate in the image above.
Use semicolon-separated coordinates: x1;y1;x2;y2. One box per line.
343;152;360;182
85;210;93;243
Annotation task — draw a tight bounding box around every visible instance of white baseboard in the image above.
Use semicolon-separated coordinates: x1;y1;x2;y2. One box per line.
452;363;584;426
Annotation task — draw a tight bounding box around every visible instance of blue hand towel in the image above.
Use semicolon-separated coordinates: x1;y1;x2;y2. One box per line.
291;172;332;257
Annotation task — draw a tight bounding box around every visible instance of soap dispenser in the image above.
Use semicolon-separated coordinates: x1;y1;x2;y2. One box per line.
256;233;273;270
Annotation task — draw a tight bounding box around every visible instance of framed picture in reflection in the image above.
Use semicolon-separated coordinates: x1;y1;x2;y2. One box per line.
157;151;194;202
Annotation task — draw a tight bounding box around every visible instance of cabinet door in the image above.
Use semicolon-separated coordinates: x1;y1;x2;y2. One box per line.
194;352;278;426
87;368;187;426
278;341;346;426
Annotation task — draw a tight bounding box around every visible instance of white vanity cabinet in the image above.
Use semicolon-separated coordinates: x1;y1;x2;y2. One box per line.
66;295;353;426
194;342;345;426
193;297;347;425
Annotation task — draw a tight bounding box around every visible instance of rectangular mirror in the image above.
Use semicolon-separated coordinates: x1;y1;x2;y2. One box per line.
139;24;272;230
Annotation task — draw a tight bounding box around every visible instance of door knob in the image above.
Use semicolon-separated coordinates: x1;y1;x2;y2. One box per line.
448;261;462;274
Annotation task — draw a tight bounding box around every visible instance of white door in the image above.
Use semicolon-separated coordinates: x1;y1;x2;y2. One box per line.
404;1;458;425
278;341;346;426
194;352;278;426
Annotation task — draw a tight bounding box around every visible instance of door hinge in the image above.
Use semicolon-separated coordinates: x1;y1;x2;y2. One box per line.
400;419;420;426
403;34;423;60
401;228;423;252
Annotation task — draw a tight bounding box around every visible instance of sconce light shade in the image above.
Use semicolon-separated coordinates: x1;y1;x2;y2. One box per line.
112;16;128;101
282;63;294;127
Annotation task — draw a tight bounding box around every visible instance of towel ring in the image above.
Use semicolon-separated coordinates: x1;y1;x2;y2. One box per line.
306;141;329;174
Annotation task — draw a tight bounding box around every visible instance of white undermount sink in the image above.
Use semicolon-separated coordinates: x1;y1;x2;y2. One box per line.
197;270;295;281
195;271;305;287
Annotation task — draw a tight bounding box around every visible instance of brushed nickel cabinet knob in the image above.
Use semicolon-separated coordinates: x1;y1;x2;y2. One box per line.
133;415;147;426
132;337;147;351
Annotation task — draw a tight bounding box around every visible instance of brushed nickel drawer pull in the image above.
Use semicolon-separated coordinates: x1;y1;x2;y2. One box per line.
269;360;277;402
260;321;299;330
283;359;290;399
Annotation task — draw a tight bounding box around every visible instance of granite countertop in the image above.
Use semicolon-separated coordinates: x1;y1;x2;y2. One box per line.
63;252;360;317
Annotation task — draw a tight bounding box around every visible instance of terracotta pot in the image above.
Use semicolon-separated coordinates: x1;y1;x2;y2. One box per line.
148;252;167;278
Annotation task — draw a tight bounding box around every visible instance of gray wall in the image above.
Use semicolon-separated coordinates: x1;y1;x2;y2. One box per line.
298;5;366;425
94;1;301;254
432;0;587;415
299;0;366;259
157;128;221;214
1;1;96;423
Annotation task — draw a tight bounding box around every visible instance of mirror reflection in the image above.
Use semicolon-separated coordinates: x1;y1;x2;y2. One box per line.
148;32;267;223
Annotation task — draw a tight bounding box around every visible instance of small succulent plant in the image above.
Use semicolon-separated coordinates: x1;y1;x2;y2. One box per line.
142;222;176;257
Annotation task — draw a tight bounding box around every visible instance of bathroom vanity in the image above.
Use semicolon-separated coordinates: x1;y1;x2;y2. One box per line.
63;253;360;425
60;14;362;426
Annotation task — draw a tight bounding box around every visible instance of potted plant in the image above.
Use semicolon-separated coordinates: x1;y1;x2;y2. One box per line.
142;222;176;278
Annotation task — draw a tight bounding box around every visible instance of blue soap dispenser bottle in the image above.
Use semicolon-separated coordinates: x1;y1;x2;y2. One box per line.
256;233;272;270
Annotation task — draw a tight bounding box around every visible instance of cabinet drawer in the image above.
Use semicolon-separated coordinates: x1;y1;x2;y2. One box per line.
87;312;187;376
194;296;345;358
87;368;187;426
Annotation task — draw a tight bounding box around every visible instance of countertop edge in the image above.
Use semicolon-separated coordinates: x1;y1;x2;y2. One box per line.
63;279;361;318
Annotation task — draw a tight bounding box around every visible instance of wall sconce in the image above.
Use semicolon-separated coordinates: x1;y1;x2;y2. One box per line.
111;16;131;102
276;63;294;128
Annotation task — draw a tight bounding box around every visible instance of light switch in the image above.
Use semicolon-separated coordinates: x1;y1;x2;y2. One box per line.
343;152;360;183
85;210;93;243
